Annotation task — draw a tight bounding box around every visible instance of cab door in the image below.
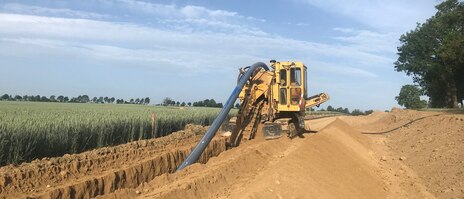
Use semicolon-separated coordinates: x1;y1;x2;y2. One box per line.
275;62;305;112
289;66;303;111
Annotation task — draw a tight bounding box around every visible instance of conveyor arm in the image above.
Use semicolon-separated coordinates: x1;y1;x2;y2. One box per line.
305;93;330;108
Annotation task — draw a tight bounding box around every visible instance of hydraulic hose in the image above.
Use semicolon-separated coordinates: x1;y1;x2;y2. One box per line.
176;62;269;171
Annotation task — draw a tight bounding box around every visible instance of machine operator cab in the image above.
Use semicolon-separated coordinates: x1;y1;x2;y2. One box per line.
270;60;308;113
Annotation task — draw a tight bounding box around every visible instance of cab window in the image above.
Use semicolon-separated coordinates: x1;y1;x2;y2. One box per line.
290;88;301;105
280;88;287;105
290;68;301;86
280;69;287;86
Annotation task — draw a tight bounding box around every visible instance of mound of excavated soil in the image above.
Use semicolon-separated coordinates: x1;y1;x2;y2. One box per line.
346;110;464;198
375;112;464;198
101;119;387;199
224;119;386;199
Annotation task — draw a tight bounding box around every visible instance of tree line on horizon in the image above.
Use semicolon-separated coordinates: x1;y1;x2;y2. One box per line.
161;97;224;108
0;93;150;105
320;105;374;116
395;0;464;109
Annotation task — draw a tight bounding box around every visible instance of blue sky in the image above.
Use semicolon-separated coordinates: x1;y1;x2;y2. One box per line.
0;0;437;110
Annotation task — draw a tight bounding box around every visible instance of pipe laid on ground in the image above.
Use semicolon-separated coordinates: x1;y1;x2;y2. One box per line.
176;62;269;171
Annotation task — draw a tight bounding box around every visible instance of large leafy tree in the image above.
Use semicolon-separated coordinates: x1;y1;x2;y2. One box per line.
395;0;464;108
395;85;427;109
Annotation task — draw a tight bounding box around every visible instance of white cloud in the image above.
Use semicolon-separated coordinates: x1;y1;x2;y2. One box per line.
311;61;378;78
179;5;237;18
111;0;260;21
287;22;310;27
300;0;436;31
97;0;265;35
294;1;436;71
2;1;266;36
110;0;178;17
333;28;397;54
2;3;110;19
0;13;390;76
296;23;309;26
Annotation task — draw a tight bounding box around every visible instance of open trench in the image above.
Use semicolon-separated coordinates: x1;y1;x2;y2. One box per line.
36;138;228;199
0;125;229;199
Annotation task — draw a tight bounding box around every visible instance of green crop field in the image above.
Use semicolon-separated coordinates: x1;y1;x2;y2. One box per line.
0;101;234;166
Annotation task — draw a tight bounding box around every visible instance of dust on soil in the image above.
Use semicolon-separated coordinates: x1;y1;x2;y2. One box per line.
0;110;463;198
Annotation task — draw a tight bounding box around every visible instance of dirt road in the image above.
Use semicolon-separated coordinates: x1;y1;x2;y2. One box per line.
1;110;463;198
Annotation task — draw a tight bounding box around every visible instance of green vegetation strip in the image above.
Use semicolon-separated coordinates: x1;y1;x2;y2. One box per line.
0;101;236;166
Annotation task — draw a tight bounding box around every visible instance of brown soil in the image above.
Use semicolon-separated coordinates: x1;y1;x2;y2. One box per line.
0;124;228;199
348;109;464;198
1;110;463;199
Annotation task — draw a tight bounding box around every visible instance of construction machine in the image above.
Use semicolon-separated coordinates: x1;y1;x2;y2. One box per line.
177;61;329;171
224;60;330;147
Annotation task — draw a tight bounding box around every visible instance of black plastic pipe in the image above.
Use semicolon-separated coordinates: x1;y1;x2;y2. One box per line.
176;62;269;171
